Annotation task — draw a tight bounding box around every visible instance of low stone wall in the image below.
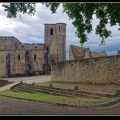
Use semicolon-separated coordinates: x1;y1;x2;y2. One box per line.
51;55;120;84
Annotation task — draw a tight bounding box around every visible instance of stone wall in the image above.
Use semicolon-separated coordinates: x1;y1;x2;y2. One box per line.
30;50;45;72
69;45;75;60
0;51;9;77
0;49;45;77
51;55;120;84
17;43;45;50
10;50;26;75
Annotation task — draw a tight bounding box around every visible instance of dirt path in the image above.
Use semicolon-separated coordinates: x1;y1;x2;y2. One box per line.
0;96;120;115
0;76;120;115
0;75;51;92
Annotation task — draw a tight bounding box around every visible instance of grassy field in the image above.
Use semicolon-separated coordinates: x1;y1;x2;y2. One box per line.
35;81;95;86
0;90;113;106
35;81;95;87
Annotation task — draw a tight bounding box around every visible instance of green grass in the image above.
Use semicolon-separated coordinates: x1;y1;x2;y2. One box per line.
35;82;51;87
0;90;114;106
35;81;114;87
50;81;94;84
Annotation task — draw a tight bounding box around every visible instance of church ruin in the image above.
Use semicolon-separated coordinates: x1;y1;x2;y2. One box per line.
0;23;66;77
1;22;120;84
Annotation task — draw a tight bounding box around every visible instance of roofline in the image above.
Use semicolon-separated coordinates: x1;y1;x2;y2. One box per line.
44;23;66;25
91;51;107;54
0;36;22;43
22;43;45;45
70;44;89;49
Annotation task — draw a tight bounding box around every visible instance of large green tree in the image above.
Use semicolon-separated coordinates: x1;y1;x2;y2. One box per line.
2;3;120;45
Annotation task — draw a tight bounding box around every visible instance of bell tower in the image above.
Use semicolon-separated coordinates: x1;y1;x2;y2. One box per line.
44;23;66;63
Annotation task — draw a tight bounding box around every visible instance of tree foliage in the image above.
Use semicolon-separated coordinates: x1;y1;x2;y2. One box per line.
2;3;120;45
2;3;36;18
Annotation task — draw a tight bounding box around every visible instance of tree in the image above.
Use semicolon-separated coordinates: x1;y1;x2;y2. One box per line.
2;3;120;45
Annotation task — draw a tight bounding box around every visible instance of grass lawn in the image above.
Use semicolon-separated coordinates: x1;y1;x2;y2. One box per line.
0;90;114;106
35;81;94;86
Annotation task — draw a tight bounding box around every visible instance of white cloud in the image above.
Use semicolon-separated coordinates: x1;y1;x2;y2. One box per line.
0;3;120;59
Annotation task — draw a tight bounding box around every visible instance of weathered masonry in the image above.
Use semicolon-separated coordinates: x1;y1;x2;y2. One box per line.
51;55;120;84
44;23;66;63
0;23;66;77
0;36;46;77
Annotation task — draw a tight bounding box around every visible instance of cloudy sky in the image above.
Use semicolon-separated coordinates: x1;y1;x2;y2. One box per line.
0;3;120;59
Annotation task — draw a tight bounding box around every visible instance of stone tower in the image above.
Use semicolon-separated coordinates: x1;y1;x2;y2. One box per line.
44;23;66;63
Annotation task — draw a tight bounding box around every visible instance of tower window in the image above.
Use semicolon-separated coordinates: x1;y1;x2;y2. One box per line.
18;54;20;60
50;28;53;36
59;26;60;31
34;54;36;60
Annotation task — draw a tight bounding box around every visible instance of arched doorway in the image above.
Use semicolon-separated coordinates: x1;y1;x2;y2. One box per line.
25;51;30;76
6;54;11;77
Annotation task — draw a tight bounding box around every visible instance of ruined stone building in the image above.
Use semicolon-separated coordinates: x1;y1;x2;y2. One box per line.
0;23;66;77
69;44;107;60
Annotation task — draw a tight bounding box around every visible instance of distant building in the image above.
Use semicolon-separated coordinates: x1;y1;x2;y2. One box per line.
69;45;90;60
91;51;107;58
69;44;107;60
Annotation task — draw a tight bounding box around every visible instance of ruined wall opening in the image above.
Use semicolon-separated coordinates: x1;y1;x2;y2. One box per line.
18;54;20;60
6;54;11;77
34;54;36;60
59;26;60;32
25;51;30;76
50;28;53;36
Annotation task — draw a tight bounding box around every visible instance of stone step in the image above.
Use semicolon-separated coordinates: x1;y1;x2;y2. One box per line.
12;87;74;97
16;83;114;98
15;83;112;97
11;84;101;99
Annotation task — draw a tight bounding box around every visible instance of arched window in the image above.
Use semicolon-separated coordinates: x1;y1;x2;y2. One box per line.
26;51;30;57
34;54;36;60
50;28;53;36
59;26;60;31
18;54;20;60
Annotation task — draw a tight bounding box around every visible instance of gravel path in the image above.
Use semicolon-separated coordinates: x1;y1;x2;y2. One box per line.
0;96;120;115
0;75;51;83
